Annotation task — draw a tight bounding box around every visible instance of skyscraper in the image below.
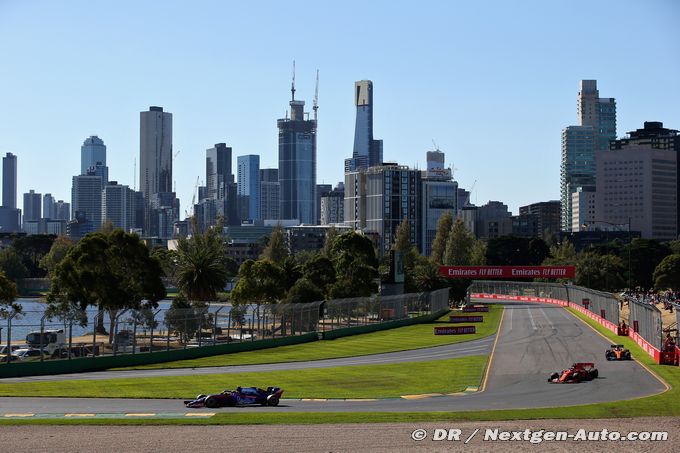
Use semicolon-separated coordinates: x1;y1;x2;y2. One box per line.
71;174;102;229
81;136;106;175
560;80;616;231
237;154;260;221
102;181;136;232
277;86;317;225
344;80;383;173
23;190;42;224
260;168;279;221
140;106;172;232
2;152;17;209
206;143;234;200
560;126;595;230
43;193;56;219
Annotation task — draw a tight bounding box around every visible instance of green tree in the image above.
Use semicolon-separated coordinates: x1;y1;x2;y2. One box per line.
261;224;288;264
11;234;56;278
175;225;229;301
329;232;378;298
47;230;166;342
412;259;447;292
230;259;286;306
543;239;577;266
281;256;302;291
39;236;74;278
653;254;680;291
150;247;177;279
0;248;29;282
0;271;20;317
624;239;671;290
430;211;453;264
485;236;549;266
164;296;199;344
284;278;324;304
576;252;625;291
443;219;476;266
321;225;338;258
302;255;336;296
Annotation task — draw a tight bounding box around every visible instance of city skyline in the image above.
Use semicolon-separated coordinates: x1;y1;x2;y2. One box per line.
0;1;678;215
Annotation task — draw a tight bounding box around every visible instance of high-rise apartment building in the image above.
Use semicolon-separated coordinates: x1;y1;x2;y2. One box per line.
561;80;616;231
2;152;17;209
320;183;344;225
316;184;332;225
55;200;70;220
206;143;234;200
43;193;56;219
81;136;106;175
140;106;172;232
570;188;596;232
421;149;457;256
560;125;596;230
23;190;42;225
277;89;316;225
102;181;137;231
71;174;102;229
237;155;260;221
597;122;679;240
344;80;383;173
260;168;279;221
519;200;561;239
345;164;421;255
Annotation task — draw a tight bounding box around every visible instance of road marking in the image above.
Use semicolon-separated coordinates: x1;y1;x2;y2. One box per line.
65;413;96;417
185;413;215;417
400;393;444;399
508;305;513;331
527;306;538;330
3;413;34;417
539;307;554;329
125;413;156;417
301;398;328;402
344;399;378;402
479;306;506;392
464;386;478;392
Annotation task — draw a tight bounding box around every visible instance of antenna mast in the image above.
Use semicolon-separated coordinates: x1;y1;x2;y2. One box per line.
291;60;296;101
313;69;319;122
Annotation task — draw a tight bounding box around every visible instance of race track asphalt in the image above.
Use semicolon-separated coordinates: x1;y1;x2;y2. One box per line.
0;302;667;414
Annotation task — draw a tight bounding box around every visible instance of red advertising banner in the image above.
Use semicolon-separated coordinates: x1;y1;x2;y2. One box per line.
450;315;484;323
439;266;575;279
434;326;476;335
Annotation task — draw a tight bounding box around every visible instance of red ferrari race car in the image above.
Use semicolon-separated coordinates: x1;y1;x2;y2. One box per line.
184;386;284;408
548;363;599;383
605;344;632;361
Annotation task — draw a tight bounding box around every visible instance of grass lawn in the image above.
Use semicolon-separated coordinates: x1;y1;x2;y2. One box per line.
112;305;502;370
0;356;487;399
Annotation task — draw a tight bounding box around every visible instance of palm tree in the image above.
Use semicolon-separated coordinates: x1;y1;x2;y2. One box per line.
175;224;230;301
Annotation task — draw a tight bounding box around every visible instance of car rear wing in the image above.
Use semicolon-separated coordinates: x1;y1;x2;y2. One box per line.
610;345;624;348
573;362;595;369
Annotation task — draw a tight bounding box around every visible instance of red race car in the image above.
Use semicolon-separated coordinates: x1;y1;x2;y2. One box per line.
548;363;599;383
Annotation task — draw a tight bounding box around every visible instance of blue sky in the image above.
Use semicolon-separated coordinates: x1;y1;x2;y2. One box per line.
0;0;678;215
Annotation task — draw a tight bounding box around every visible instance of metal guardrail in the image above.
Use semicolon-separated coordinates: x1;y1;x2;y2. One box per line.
1;289;449;364
466;280;620;325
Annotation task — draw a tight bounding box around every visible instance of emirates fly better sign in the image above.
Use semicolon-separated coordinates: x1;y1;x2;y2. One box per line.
438;266;575;279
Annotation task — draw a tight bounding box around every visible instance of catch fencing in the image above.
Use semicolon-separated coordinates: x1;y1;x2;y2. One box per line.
1;288;449;364
467;281;620;325
627;297;663;351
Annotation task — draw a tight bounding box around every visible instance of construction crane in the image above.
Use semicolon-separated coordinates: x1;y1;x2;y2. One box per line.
465;179;477;207
313;69;319;122
431;139;440;152
186;176;200;218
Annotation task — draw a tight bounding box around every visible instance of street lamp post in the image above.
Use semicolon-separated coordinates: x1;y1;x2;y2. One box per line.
583;217;632;290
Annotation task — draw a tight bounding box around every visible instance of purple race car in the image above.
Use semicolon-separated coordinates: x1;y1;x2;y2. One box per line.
184;386;283;408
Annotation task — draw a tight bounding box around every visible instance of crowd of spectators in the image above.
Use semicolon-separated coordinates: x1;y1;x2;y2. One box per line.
620;290;676;313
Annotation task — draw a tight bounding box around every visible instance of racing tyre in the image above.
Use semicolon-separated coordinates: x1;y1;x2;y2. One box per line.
196;394;206;400
267;395;280;407
548;372;559;382
205;396;219;408
591;369;599;379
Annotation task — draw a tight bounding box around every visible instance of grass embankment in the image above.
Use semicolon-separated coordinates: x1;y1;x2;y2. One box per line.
113;305;502;370
0;356;487;399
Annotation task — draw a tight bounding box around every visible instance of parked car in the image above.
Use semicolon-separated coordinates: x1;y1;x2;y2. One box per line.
12;348;51;362
0;344;26;355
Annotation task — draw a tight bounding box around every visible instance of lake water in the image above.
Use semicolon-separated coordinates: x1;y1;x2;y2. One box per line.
1;299;234;343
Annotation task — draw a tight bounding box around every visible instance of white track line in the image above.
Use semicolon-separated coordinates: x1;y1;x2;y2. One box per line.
527;306;538;330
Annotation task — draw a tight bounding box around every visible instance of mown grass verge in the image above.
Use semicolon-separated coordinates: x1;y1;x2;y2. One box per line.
112;305;502;370
0;356;487;399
